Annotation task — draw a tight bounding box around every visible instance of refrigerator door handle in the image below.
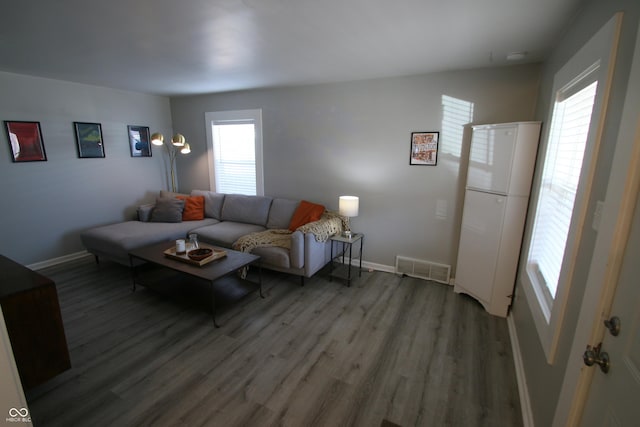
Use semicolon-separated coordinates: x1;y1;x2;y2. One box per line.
466;186;508;196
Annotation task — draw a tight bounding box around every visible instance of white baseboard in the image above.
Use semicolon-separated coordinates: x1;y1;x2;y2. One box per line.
30;251;393;275
28;254;397;278
507;314;534;427
27;251;93;271
337;257;395;274
362;260;395;273
341;258;457;280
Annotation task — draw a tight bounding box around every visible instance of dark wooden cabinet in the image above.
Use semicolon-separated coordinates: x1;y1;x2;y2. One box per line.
0;255;71;389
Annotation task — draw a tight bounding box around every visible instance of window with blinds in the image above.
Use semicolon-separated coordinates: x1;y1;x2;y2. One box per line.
519;15;619;363
526;79;598;305
212;122;257;195
205;109;264;196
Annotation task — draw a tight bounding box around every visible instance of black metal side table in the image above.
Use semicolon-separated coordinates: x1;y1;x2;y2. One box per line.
329;233;364;286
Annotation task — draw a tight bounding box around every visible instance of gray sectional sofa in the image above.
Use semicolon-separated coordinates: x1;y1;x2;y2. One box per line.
80;190;343;284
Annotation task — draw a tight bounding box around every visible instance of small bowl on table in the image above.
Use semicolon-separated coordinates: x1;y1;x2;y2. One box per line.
187;248;213;261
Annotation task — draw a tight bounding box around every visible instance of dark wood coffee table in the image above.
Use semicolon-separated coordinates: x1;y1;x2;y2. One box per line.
128;241;262;327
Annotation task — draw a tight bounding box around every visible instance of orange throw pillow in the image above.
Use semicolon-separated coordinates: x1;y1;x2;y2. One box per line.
288;200;325;231
176;195;205;221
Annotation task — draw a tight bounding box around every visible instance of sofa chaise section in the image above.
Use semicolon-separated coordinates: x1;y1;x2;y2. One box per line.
81;218;218;265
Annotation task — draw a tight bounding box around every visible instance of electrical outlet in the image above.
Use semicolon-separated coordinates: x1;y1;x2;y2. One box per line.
436;199;448;220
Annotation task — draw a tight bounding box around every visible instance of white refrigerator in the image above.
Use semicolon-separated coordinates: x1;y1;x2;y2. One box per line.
454;122;541;317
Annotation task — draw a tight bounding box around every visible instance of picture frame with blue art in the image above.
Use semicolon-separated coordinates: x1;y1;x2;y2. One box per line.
128;125;152;157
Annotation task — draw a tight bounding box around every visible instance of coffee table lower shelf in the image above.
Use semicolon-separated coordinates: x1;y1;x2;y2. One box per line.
128;242;262;327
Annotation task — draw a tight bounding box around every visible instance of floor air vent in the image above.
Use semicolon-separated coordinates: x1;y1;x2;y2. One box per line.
395;256;451;284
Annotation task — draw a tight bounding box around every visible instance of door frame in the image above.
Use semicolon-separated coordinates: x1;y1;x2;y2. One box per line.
552;20;640;427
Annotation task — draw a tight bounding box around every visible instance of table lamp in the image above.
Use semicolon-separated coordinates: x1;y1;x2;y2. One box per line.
339;195;359;238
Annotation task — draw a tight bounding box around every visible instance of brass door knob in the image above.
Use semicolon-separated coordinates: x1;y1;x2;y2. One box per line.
583;343;610;374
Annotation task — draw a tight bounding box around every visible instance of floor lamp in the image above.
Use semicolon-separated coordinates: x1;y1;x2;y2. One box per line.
151;133;191;193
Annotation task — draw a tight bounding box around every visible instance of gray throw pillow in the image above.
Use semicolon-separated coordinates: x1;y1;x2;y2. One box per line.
150;197;185;223
137;203;155;222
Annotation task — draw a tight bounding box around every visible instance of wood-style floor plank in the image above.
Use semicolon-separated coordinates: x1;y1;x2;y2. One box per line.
25;257;522;427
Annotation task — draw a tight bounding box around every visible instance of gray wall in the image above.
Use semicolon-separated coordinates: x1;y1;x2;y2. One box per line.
511;0;640;425
0;72;173;265
171;65;541;269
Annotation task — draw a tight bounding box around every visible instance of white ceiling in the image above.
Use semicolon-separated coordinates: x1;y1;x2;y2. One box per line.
0;0;582;96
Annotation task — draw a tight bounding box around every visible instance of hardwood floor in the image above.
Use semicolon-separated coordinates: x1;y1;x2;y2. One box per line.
26;257;522;427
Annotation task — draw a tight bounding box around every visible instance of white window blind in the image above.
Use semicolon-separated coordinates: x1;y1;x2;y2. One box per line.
212;121;257;195
527;80;598;302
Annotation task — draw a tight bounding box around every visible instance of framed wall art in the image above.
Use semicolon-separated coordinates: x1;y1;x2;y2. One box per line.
409;131;439;166
128;125;152;157
74;122;105;158
4;121;47;162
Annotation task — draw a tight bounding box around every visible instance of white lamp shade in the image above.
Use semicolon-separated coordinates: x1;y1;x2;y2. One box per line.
339;196;359;217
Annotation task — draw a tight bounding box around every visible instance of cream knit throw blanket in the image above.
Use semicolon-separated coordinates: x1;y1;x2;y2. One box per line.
232;210;347;254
